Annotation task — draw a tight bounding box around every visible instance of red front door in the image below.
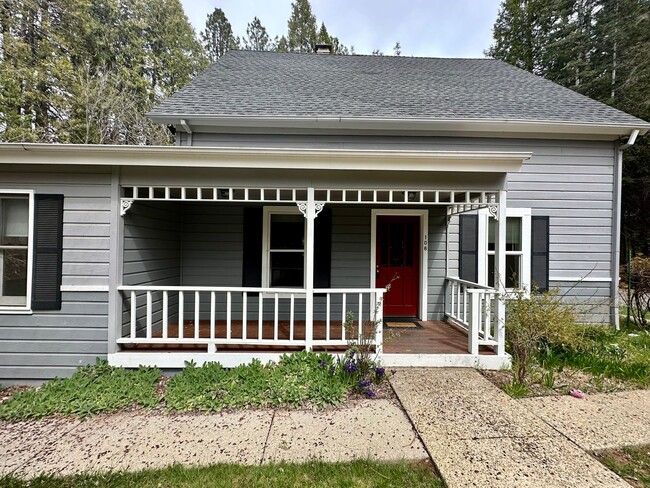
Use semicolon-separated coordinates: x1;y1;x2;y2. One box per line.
376;216;420;317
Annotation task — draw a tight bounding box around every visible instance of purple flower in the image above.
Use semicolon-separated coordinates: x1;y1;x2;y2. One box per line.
328;366;336;376
319;358;328;368
357;378;371;388
374;367;385;379
364;388;377;398
344;361;357;374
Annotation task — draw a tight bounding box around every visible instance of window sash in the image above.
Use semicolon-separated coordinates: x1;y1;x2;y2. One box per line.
263;207;306;289
0;191;33;310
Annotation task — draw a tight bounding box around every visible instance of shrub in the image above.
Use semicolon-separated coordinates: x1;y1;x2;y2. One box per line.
506;288;581;384
621;254;650;328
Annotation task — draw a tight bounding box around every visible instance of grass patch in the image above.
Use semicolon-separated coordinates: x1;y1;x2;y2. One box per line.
0;460;443;488
0;359;161;421
595;445;650;487
165;351;386;412
485;323;650;398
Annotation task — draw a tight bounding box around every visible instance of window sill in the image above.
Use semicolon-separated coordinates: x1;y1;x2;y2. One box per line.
0;308;33;315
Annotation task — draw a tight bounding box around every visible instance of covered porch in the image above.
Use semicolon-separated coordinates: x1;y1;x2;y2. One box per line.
108;178;512;369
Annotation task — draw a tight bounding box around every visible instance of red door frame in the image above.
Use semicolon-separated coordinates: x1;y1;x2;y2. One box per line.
375;215;420;318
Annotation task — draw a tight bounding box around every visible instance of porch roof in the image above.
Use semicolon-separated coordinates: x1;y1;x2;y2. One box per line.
0;143;530;174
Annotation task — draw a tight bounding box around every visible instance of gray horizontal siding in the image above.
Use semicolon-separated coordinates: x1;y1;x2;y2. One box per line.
0;168;113;384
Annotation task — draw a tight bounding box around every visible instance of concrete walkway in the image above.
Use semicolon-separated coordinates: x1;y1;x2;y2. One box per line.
0;399;428;479
390;368;630;488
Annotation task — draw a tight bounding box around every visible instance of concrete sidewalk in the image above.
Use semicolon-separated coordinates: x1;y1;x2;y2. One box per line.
0;399;428;479
390;368;630;488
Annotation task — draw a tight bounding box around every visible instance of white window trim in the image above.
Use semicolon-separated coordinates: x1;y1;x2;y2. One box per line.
370;209;429;320
0;190;34;314
477;207;531;292
262;206;306;290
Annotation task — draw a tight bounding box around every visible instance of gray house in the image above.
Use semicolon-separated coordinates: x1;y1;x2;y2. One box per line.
1;51;648;384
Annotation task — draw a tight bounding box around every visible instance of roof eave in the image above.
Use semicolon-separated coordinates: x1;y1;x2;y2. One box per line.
147;114;650;139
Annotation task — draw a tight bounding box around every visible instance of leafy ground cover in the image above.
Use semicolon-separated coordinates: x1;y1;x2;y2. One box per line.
595;445;650;488
484;323;650;398
0;359;161;421
0;460;444;488
0;351;389;421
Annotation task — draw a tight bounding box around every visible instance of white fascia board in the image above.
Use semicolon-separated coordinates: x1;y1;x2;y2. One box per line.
0;144;531;173
147;114;650;138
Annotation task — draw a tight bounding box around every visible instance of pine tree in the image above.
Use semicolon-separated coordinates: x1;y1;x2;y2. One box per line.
244;17;270;51
393;42;401;56
287;0;317;52
201;7;237;61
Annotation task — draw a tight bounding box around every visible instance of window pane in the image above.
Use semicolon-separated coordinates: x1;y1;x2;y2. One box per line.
506;254;521;288
488;219;495;251
506;218;522;252
270;252;304;287
1;198;29;245
1;249;27;304
270;214;304;250
489;217;521;252
389;222;404;267
487;254;495;288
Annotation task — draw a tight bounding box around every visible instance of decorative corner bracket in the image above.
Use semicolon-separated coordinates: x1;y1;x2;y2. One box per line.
488;205;499;221
120;199;133;216
296;201;326;219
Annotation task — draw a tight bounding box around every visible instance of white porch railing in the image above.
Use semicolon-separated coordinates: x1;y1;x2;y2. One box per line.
445;277;501;355
116;286;385;353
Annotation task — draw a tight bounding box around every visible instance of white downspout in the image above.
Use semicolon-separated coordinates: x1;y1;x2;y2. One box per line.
612;129;640;329
180;119;193;146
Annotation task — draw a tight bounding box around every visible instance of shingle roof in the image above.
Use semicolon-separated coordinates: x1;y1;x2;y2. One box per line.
149;50;648;127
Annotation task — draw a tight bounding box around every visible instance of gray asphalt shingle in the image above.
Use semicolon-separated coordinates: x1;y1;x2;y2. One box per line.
149;51;647;126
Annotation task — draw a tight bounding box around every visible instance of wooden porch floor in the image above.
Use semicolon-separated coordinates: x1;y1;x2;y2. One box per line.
122;320;494;355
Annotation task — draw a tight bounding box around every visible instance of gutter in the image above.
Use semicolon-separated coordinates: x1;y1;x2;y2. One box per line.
612;129;640;329
146;114;650;139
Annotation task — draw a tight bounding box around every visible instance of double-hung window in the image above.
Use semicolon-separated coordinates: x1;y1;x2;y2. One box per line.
482;208;531;291
0;192;33;309
262;207;305;288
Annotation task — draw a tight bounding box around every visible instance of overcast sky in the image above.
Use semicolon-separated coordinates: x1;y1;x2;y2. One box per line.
179;0;503;58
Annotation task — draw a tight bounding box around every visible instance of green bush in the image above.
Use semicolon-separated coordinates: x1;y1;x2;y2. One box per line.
506;288;581;384
0;359;161;421
164;352;356;412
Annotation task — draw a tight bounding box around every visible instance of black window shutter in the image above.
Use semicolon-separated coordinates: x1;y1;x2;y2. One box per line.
314;207;332;288
32;194;64;310
531;216;550;292
242;207;263;287
459;215;478;283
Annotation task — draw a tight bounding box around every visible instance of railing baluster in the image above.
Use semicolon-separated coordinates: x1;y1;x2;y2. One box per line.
258;293;263;340
162;291;168;339
194;291;200;339
242;291;247;340
130;291;136;339
178;291;184;339
358;292;363;340
325;293;330;342
210;291;216;340
450;282;456;319
226;291;232;340
146;291;152;339
289;293;295;341
341;293;346;341
274;293;279;341
462;285;468;324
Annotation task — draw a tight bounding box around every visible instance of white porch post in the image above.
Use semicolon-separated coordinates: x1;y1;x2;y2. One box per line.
495;190;507;355
304;187;316;351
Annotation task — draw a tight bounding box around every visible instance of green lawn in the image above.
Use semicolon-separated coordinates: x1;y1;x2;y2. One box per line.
0;460;444;488
596;445;650;488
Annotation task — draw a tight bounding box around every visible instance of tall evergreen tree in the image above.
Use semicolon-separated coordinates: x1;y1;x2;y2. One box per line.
244;17;270;51
287;0;317;52
201;7;237;61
